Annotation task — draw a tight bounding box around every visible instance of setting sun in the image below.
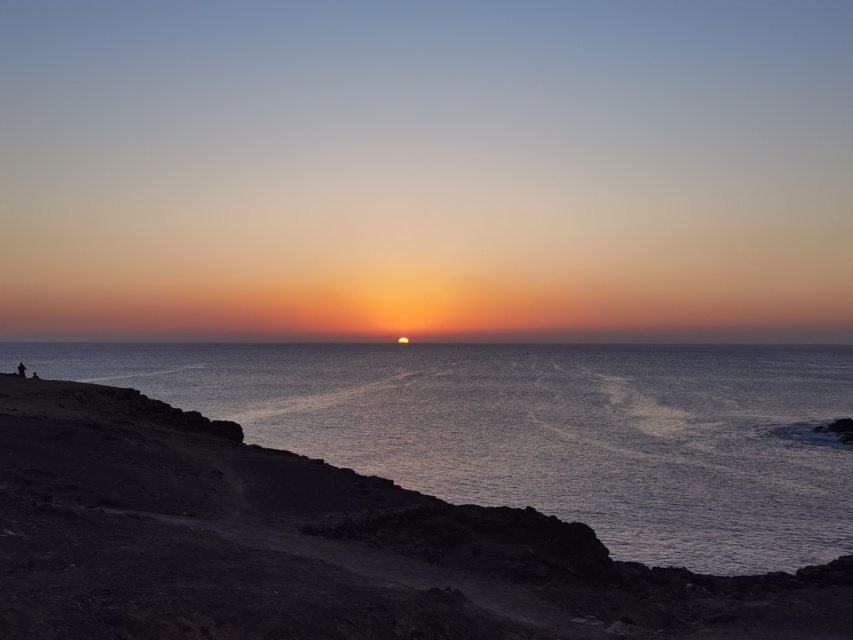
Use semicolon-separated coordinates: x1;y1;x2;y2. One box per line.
398;337;410;344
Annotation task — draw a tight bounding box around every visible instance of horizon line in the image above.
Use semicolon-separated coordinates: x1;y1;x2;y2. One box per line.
3;339;853;347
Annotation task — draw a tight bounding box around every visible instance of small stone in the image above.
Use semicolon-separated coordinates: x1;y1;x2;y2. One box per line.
606;620;631;636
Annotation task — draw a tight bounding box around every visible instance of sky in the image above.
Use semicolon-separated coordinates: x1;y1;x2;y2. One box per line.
2;1;852;343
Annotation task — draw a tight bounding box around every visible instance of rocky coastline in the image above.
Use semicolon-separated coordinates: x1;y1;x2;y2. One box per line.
1;375;851;639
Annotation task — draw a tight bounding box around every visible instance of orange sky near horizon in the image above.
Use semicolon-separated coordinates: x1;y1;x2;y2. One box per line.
4;253;852;341
3;3;853;343
4;159;852;341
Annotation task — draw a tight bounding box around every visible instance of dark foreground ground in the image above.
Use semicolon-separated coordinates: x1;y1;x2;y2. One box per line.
1;375;851;639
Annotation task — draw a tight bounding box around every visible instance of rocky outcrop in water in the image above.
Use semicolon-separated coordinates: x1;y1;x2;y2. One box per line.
814;418;853;444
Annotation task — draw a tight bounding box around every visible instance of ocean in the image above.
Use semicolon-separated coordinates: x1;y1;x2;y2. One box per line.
3;342;852;576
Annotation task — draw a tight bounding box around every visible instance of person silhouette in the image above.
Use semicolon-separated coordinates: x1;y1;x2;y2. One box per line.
17;362;26;378
32;372;40;380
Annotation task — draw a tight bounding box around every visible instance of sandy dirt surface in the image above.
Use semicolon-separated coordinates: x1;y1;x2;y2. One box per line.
1;374;851;639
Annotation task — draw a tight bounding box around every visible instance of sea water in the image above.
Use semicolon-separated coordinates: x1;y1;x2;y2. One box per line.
3;342;852;575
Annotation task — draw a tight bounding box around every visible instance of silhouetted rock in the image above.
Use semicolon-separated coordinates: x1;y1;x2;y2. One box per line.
303;502;612;583
796;555;853;585
209;419;244;442
826;418;853;433
814;418;853;445
102;387;244;442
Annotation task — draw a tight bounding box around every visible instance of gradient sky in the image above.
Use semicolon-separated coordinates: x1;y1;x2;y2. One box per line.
3;1;852;342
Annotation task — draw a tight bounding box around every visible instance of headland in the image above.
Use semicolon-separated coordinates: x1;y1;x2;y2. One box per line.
1;375;850;639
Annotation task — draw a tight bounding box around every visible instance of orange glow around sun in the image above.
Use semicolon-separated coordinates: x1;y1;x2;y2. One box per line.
2;259;852;342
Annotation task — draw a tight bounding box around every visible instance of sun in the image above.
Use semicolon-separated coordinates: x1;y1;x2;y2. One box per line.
398;337;410;344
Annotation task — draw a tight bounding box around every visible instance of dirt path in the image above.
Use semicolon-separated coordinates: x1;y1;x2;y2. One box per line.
110;510;609;638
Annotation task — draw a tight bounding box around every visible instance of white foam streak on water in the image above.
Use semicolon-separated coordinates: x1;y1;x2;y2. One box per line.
3;343;852;575
80;364;208;383
595;372;701;437
226;371;418;422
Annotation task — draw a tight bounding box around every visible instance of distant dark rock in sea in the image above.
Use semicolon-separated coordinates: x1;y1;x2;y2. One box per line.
813;418;853;445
